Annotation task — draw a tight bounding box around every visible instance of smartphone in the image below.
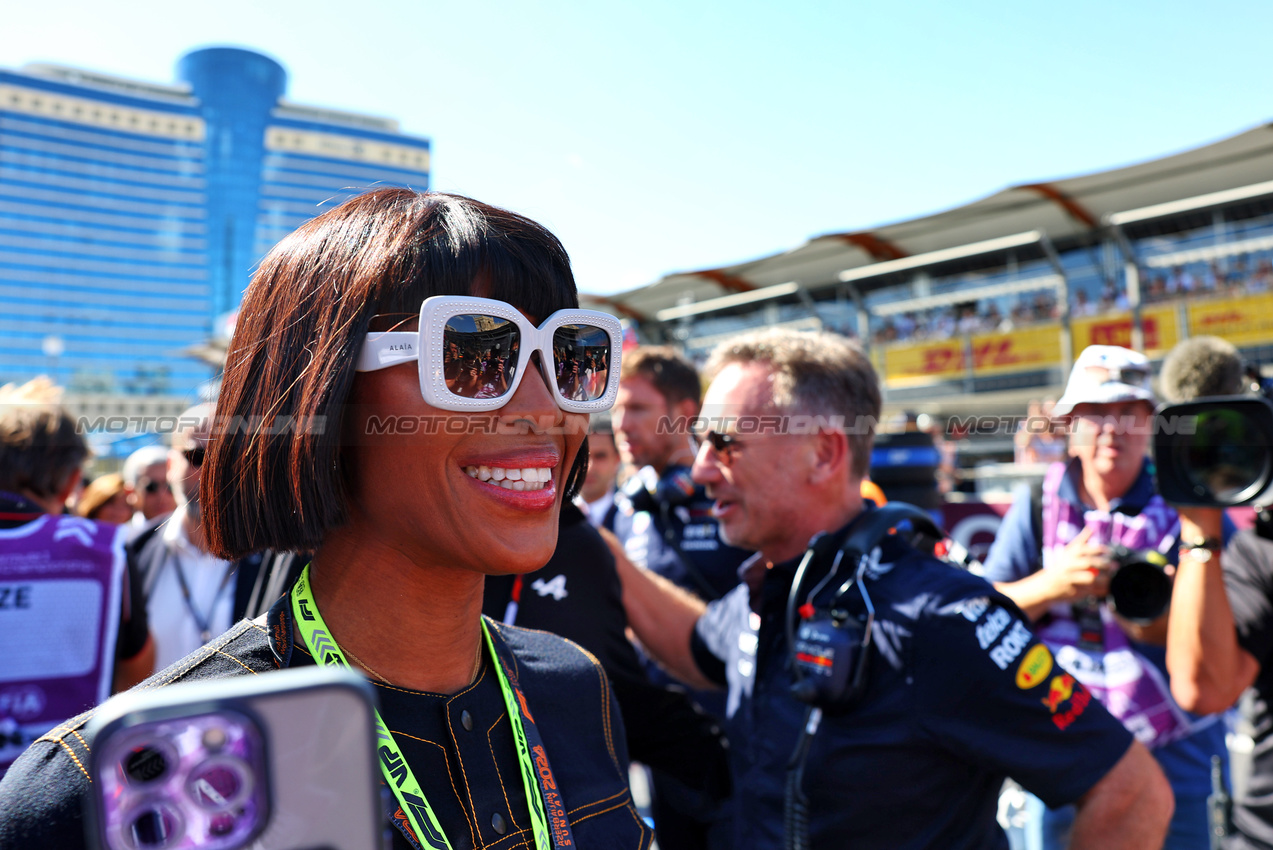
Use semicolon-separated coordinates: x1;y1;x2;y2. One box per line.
84;667;383;850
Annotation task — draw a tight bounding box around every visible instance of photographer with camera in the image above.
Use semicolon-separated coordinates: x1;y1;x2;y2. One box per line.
612;329;1172;849
984;344;1235;849
1156;336;1273;849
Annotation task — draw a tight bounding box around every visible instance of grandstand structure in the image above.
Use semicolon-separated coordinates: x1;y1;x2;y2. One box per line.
586;123;1273;415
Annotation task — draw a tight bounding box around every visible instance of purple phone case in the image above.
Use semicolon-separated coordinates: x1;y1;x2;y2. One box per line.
86;668;380;850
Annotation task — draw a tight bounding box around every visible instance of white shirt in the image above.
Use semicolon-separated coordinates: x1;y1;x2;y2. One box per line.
584;490;616;528
146;506;236;670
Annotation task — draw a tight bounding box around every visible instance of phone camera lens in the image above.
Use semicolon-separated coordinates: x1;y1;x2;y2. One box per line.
188;761;245;809
123;746;170;784
128;803;181;848
209;813;236;837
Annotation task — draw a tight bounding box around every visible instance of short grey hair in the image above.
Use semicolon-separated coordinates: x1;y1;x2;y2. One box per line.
123;445;170;485
703;329;881;479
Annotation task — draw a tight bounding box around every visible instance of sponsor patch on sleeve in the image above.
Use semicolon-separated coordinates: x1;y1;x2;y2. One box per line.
1015;644;1053;689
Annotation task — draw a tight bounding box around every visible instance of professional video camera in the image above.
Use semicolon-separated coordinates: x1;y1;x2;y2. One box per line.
1153;378;1273;508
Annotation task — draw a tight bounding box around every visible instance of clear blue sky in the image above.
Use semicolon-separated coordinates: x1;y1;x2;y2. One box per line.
4;1;1271;296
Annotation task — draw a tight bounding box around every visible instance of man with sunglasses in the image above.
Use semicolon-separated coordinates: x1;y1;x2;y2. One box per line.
983;345;1235;850
121;445;175;540
130;405;299;671
612;330;1172;849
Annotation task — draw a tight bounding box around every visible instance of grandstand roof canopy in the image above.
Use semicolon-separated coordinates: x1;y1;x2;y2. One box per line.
586;121;1273;321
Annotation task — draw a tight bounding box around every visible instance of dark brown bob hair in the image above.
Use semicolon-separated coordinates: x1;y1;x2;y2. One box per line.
203;188;585;558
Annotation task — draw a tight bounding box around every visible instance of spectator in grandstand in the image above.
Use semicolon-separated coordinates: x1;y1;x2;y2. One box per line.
1169;265;1196;296
1072;288;1097;317
983;344;1235;850
121;444;174;538
0;377;153;778
612;328;1172;849
74;473;132;525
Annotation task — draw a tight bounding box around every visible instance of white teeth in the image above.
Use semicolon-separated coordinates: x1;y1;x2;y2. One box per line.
463;465;553;491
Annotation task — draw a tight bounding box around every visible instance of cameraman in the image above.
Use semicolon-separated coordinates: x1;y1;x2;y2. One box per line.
1158;337;1271;849
983;344;1234;849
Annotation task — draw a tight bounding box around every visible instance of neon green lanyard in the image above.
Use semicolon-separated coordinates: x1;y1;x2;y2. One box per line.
290;565;557;850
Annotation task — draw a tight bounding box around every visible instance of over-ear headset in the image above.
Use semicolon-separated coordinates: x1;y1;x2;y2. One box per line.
619;464;695;514
786;502;944;713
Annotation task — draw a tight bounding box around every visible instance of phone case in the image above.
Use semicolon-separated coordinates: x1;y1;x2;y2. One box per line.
84;667;382;850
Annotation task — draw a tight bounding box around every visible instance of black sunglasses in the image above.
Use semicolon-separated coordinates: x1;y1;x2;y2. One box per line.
182;447;206;468
142;480;171;495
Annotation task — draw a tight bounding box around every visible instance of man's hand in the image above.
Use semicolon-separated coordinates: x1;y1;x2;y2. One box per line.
600;528;717;690
1070;740;1172;849
1166;506;1259;714
995;527;1112;620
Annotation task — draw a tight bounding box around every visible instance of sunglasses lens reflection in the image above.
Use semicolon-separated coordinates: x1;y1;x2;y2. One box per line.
552;325;611;402
443;315;521;400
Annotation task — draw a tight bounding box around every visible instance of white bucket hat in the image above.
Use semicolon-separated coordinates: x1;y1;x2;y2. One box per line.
1053;345;1155;416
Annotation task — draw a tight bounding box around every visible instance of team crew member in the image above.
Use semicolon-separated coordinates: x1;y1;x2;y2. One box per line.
983;345;1232;850
608;346;750;601
613;328;1172;849
0;189;651;850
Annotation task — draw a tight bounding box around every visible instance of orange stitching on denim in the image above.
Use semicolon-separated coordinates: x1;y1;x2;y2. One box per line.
55;736;90;780
71;729;90;751
570;794;636;825
485;712;519;833
213;648;259;675
566;787;626;816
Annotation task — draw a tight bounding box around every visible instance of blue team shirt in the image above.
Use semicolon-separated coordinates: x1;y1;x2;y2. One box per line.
691;527;1133;850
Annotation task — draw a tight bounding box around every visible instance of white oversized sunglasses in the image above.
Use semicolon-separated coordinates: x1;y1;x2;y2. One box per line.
355;296;623;413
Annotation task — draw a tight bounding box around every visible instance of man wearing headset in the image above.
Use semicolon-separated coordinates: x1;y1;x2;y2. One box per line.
609;328;1172;849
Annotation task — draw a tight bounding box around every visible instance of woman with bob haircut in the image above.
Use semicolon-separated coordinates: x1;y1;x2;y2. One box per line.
0;188;653;850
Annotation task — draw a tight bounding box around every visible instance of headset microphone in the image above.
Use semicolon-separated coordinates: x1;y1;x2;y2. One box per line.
786;503;944;712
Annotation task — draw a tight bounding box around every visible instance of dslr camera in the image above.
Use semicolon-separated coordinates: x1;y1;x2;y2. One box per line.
1107;543;1173;624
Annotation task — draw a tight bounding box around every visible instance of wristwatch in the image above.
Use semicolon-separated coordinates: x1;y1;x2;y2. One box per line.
1180;537;1222;551
1179;538;1222;563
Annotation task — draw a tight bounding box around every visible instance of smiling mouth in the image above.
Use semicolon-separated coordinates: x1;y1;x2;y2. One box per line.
464;465;553;492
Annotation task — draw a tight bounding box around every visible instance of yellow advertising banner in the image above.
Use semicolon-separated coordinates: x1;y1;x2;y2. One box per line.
968;328;1064;377
880;339;965;384
1187;293;1273;347
881;328;1063;384
1070;305;1180;357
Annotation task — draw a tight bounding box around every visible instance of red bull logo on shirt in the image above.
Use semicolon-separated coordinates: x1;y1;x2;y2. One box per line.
1040;673;1092;730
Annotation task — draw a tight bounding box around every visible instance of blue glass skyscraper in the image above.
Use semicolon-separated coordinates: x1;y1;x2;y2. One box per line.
0;46;430;398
